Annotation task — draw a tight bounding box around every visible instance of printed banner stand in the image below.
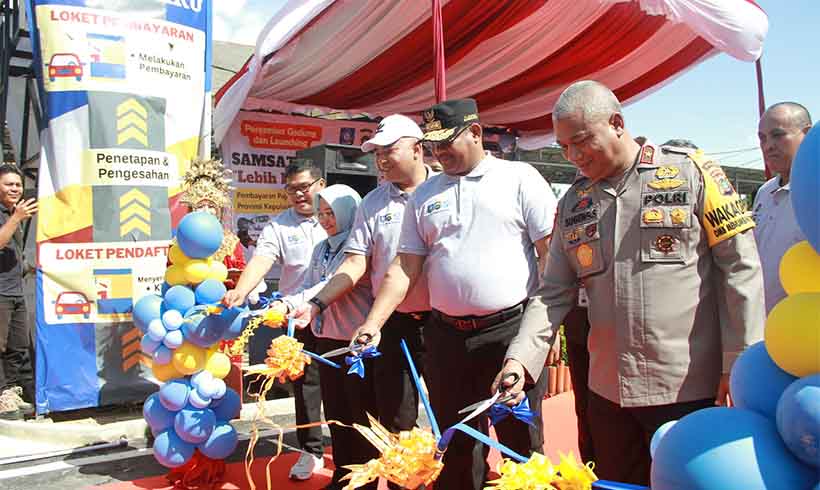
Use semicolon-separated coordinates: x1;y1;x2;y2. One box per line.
26;0;212;414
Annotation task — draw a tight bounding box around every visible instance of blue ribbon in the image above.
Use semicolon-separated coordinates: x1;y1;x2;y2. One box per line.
344;345;382;378
488;397;535;427
401;339;441;440
438;423;528;463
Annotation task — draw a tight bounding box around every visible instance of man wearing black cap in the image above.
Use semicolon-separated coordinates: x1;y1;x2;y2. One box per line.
349;99;559;488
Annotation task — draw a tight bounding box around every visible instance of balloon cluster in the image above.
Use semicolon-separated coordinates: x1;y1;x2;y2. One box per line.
132;212;244;470
649;125;820;489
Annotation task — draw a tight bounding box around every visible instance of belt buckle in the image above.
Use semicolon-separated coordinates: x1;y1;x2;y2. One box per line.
454;318;475;330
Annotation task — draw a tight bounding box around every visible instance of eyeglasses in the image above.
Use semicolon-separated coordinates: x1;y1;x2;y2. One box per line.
284;177;322;195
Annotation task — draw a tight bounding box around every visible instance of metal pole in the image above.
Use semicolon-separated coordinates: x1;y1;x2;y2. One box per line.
755;57;771;180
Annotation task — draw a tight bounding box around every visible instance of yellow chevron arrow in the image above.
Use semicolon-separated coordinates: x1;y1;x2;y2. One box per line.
119;189;150;208
117;126;149;147
116;112;148;133
116;98;148;119
120;202;151;223
120;215;151;236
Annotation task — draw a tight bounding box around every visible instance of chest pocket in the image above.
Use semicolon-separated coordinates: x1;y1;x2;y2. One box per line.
561;202;605;278
639;166;694;263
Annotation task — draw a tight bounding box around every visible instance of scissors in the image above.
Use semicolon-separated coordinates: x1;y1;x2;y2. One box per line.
457;372;521;415
320;333;374;358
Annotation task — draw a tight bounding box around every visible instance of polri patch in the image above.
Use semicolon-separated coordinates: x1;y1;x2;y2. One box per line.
576;243;594;268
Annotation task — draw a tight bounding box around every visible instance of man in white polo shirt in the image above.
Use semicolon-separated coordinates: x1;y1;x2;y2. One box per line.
753;102;812;313
223;160;327;480
348;99;558;489
292;115;432;489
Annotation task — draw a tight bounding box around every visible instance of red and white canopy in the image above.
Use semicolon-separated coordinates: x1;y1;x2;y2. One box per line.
214;0;767;149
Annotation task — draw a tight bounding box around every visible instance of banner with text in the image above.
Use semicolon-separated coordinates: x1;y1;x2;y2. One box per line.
27;0;212;413
220;111;376;267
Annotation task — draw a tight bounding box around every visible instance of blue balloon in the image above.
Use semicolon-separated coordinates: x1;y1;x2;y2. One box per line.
211;388;241;421
182;313;230;348
163;285;196;313
133;294;163;332
650;420;677;459
197;378;220;399
198;422;239;460
212;379;227;400
776;374;820;468
161;282;170;295
188;389;212;409
162;309;184;330
162;329;184;349
159;379;191;412
195;280;227;305
153;429;194;468
651;407;815;490
791;123;820;252
223;310;250;340
147;319;168;342
174;406;217;444
176;212;224;259
141;334;162;355
153;345;173;365
143;393;176;436
731;341;797;419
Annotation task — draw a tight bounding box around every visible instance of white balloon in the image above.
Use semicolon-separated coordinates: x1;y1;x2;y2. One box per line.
162;309;184;330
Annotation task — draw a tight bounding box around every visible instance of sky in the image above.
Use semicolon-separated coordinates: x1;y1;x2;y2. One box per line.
214;0;818;170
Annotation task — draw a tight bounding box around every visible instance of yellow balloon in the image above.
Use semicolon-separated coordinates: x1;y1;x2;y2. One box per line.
208;261;229;282
764;292;820;377
205;352;232;379
172;342;207;375
779;241;820;295
168;245;191;266
165;265;187;286
183;259;210;285
152;360;181;382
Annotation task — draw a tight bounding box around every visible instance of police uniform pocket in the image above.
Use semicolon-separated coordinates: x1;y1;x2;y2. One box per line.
563;229;605;278
641;229;687;263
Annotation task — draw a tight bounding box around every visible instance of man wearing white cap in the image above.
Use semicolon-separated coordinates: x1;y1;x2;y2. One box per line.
293;115;434;465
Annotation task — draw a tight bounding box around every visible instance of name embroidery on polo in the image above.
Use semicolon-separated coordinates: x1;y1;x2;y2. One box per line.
286;234;304;244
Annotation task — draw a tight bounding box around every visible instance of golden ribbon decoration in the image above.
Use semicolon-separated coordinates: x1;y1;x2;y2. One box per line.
485;451;598;490
341;414;444;490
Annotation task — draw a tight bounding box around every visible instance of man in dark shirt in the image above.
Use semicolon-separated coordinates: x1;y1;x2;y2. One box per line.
0;164;37;419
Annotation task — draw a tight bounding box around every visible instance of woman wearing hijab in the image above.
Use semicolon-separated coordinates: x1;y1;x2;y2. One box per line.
278;184;379;490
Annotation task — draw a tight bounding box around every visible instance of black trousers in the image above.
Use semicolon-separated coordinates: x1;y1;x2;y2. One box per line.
316;337;379;490
425;312;548;490
0;296;34;400
587;390;713;485
249;325;324;457
376;311;426;490
563;305;594;463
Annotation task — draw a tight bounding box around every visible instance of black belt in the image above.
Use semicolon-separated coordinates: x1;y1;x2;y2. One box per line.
432;300;527;332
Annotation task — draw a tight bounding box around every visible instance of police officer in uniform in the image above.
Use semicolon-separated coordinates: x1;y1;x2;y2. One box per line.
351;99;558;489
291;115;433;490
497;81;765;486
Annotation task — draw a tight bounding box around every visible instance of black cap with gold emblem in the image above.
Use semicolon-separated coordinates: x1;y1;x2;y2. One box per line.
421;98;480;143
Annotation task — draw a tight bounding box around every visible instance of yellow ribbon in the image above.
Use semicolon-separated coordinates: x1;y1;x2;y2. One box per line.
341;414;444;490
244;335;310;384
484;451;597;490
226;309;285;357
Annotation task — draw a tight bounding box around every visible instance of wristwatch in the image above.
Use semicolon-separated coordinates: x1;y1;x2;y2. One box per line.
308;297;327;313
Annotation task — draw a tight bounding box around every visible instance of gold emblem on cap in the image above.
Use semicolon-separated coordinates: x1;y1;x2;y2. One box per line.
576;243;594;268
463;113;478;122
423;109;435;123
670;208;688;225
642;208;664;224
